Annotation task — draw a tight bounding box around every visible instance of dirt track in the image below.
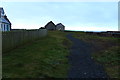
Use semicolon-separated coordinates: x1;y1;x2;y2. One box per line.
66;33;109;78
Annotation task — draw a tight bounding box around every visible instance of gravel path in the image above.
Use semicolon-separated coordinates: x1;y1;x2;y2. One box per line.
66;33;109;78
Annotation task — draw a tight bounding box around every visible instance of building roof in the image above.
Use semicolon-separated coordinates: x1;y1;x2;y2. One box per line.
0;7;11;24
44;21;56;28
0;17;10;24
56;23;65;27
4;15;11;24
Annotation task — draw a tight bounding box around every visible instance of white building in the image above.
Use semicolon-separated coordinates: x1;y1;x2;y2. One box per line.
0;7;11;31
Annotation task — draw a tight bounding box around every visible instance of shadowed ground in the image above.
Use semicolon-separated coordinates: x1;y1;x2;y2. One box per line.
66;33;109;78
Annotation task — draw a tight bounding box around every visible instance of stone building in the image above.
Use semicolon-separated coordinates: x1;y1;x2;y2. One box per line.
44;21;56;30
56;23;65;31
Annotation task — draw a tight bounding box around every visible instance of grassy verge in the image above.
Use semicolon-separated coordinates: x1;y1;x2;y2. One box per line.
92;46;120;78
3;31;72;78
72;31;120;78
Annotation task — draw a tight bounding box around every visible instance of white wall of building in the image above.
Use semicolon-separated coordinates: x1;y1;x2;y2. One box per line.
0;23;10;31
2;24;4;31
0;8;11;32
0;23;2;31
5;24;7;31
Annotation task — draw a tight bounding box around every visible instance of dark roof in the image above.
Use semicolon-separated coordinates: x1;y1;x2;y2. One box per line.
56;23;65;27
4;15;11;24
44;21;56;28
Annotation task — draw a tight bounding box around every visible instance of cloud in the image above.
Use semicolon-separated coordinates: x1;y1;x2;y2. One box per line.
1;0;118;2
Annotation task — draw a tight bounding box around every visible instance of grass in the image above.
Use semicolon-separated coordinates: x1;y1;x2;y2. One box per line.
92;46;120;78
3;31;72;78
72;31;120;78
3;30;119;78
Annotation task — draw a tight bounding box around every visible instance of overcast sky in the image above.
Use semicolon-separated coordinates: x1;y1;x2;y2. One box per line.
0;2;118;31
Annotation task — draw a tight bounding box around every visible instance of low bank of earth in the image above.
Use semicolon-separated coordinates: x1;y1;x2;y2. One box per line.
3;31;72;78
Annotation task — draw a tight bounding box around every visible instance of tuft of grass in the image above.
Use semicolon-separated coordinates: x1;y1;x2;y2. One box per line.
92;46;120;78
3;31;72;78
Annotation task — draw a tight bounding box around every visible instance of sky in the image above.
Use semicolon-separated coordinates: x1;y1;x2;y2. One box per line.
0;2;118;31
